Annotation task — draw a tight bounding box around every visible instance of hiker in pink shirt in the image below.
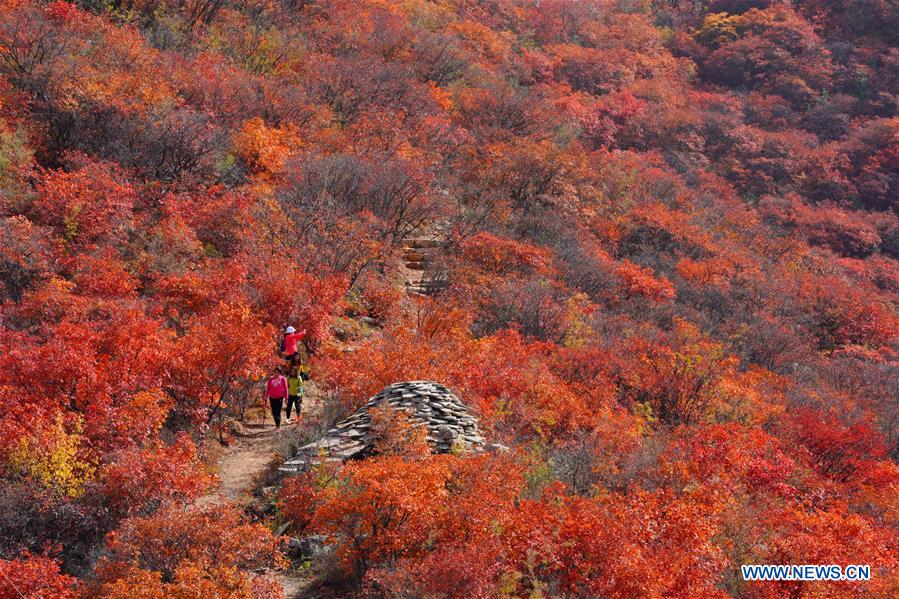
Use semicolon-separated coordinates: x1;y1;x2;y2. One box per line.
281;325;306;366
265;366;288;428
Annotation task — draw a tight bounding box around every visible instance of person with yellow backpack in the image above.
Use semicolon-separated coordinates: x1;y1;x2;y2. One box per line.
285;364;309;424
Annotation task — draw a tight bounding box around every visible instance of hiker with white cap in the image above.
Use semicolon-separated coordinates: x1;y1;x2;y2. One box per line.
281;325;306;366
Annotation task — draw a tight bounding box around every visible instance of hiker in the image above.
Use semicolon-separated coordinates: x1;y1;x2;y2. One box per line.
285;365;305;424
281;325;306;366
264;366;288;429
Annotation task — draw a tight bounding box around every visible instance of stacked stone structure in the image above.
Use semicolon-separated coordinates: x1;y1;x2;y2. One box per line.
280;381;483;472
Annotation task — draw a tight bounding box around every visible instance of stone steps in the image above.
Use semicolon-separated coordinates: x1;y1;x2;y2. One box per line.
402;238;442;249
401;234;446;296
405;278;446;296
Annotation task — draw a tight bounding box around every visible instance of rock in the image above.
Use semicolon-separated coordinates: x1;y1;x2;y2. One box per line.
280;381;487;472
291;535;328;559
436;426;456;440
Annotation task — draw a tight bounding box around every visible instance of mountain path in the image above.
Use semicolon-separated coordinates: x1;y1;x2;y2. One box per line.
199;421;282;505
199;392;321;598
402;222;448;296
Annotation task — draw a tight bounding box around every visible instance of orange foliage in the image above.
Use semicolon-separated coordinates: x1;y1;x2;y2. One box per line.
0;0;895;593
232;117;301;178
281;452;524;581
94;504;285;598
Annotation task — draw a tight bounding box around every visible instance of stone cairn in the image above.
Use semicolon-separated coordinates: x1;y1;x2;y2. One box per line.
280;381;484;473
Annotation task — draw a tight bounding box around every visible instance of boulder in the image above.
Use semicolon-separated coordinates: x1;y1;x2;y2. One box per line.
288;535;329;559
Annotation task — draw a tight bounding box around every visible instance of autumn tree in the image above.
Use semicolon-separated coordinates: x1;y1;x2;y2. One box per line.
169;300;276;427
0;553;80;599
93;504;284;598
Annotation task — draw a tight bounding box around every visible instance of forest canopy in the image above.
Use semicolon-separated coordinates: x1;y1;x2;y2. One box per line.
0;0;896;597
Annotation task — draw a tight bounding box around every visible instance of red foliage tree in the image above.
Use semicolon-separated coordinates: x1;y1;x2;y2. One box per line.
0;553;80;599
93;504;284;598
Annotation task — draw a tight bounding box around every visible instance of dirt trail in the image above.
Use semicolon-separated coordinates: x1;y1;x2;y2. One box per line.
199;394;320;597
198;421;282;506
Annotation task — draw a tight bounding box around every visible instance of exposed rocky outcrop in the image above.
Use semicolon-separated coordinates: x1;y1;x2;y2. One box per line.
280;381;483;472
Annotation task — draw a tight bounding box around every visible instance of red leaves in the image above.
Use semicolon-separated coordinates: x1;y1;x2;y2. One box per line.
44;1;80;23
0;216;55;286
94;435;213;519
759;193;883;258
32;160;137;249
798;275;897;351
458;232;553;278
94;504;284;597
791;407;891;485
0;553;80;598
72;250;139;299
161;187;254;257
696;6;833;105
244;255;346;350
170;300;277;423
615;259;675;302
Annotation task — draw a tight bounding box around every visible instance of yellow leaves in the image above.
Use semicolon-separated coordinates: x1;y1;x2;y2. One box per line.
399;0;457;29
7;413;95;498
62;202;81;242
0;121;31;199
632;401;657;434
231;117;302;179
561;293;595;349
693;13;740;49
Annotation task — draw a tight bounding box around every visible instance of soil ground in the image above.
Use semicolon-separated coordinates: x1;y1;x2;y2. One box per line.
199;397;320;597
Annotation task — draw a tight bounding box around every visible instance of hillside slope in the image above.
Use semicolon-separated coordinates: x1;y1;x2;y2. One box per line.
0;1;896;597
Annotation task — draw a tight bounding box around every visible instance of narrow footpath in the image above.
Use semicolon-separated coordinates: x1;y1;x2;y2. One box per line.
199;391;322;597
